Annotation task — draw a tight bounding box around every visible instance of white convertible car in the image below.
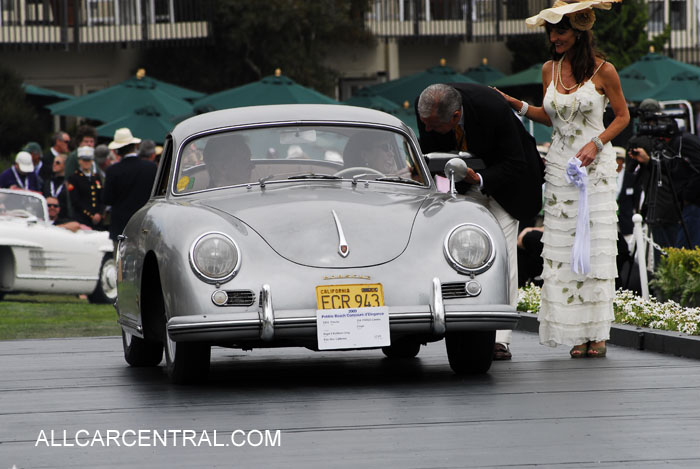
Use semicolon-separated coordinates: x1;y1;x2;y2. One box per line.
0;189;116;303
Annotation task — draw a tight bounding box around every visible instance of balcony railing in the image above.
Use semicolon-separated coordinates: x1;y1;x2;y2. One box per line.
366;0;700;64
0;0;211;48
365;0;550;40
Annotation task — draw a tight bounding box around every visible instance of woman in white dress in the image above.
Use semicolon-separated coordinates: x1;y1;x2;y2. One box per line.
496;0;629;357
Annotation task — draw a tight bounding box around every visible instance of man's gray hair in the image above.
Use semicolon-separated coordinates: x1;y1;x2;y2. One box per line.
417;84;461;123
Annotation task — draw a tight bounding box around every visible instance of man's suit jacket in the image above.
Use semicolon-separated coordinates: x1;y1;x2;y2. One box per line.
40;150;57;182
416;83;544;222
102;157;158;241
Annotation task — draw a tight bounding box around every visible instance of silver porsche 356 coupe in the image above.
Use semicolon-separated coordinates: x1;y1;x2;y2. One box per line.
116;104;519;383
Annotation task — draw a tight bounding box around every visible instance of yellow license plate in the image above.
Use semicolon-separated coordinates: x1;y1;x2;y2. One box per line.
316;284;384;310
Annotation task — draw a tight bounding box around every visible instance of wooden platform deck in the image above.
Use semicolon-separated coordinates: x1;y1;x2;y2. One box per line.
1;331;699;468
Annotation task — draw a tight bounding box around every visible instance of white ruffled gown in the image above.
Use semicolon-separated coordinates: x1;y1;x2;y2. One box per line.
539;78;618;347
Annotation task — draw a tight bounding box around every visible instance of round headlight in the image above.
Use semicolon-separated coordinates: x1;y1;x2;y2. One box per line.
189;232;240;283
444;224;495;274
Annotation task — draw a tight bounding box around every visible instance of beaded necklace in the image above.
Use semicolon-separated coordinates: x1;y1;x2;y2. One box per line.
552;57;583;123
556;55;580;91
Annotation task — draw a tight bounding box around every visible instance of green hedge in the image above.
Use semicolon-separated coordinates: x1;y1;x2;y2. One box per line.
652;248;700;308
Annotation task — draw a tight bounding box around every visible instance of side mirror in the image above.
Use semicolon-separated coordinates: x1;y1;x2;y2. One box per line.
444;158;468;195
424;151;485;173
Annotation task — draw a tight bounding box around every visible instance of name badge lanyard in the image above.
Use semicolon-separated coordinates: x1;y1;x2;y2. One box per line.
11;167;27;189
50;180;64;198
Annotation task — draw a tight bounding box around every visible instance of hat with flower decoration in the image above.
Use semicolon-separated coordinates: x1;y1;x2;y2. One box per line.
526;0;622;31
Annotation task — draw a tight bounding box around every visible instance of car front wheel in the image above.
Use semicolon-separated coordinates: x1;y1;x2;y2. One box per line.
122;329;163;367
164;331;210;384
445;330;495;375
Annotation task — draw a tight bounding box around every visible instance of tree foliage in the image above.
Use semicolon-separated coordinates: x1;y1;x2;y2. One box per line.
0;66;39;160
142;0;373;96
594;0;670;70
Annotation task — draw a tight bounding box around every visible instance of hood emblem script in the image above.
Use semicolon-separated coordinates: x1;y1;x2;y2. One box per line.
331;210;349;258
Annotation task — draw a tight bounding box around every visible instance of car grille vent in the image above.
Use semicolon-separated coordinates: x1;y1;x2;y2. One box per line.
441;282;467;299
226;290;255;306
29;249;47;270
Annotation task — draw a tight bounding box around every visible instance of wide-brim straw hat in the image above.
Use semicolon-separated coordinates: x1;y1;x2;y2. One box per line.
108;127;141;150
526;0;621;29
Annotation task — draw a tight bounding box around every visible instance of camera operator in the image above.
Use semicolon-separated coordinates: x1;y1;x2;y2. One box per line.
624;99;700;255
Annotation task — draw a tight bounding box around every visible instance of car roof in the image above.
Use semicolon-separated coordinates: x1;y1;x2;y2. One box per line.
170;104;414;141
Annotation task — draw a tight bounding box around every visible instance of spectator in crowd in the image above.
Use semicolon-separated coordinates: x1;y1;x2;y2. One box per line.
67;146;104;228
0;151;41;191
137;139;158;162
41;131;70;182
64;124;97;183
103;128;156;249
23;142;45;185
46;196;83;232
42;153;69;217
93;144;113;180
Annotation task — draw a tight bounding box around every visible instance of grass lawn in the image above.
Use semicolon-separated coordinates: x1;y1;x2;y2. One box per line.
0;293;121;340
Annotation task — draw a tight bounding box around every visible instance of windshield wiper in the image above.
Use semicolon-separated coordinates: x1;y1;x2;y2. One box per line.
287;173;341;180
374;176;423;186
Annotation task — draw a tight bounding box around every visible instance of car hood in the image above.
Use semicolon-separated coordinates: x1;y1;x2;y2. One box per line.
196;184;429;268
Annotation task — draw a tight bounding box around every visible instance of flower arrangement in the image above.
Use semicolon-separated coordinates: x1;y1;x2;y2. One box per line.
517;284;700;336
568;9;595;31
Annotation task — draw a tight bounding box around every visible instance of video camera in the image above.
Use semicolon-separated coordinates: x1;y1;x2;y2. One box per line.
632;108;685;139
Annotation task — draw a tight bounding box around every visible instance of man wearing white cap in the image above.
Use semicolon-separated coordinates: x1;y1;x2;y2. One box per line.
0;151;41;191
103;128;157;247
67;146;104;228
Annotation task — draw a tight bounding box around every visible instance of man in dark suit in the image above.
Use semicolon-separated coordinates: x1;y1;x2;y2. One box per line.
41;131;71;182
102;128;157;249
416;83;544;360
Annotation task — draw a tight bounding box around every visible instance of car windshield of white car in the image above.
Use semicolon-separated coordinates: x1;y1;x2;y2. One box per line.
0;191;45;220
174;126;427;193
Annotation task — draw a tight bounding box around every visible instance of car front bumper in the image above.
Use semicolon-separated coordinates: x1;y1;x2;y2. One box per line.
166;278;519;344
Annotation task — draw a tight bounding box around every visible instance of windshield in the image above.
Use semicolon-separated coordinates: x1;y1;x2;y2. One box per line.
174;125;427;193
0;190;46;221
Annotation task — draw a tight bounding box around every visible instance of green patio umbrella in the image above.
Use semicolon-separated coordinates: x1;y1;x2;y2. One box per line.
47;71;194;122
619;51;700;88
146;76;205;102
365;59;479;107
95;106;174;144
640;72;700;102
393;105;420;137
22;84;73;101
342;88;402;113
464;58;505;85
618;70;657;101
490;63;543;88
194;70;337;111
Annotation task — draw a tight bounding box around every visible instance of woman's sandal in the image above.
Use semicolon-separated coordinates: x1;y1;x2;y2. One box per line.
587;342;607;358
569;343;589;358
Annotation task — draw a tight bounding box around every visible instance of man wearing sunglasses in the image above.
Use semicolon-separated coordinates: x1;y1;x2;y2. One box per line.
46;196;82;232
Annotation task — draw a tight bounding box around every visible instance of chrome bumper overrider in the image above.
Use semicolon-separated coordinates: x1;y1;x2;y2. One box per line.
167;277;520;342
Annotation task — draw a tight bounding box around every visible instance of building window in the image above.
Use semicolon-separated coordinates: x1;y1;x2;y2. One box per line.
670;0;686;30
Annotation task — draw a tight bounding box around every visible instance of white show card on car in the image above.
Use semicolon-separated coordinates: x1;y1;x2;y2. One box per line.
316;307;390;350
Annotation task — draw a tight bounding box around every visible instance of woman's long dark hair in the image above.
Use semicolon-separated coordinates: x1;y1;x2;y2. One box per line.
545;15;605;84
